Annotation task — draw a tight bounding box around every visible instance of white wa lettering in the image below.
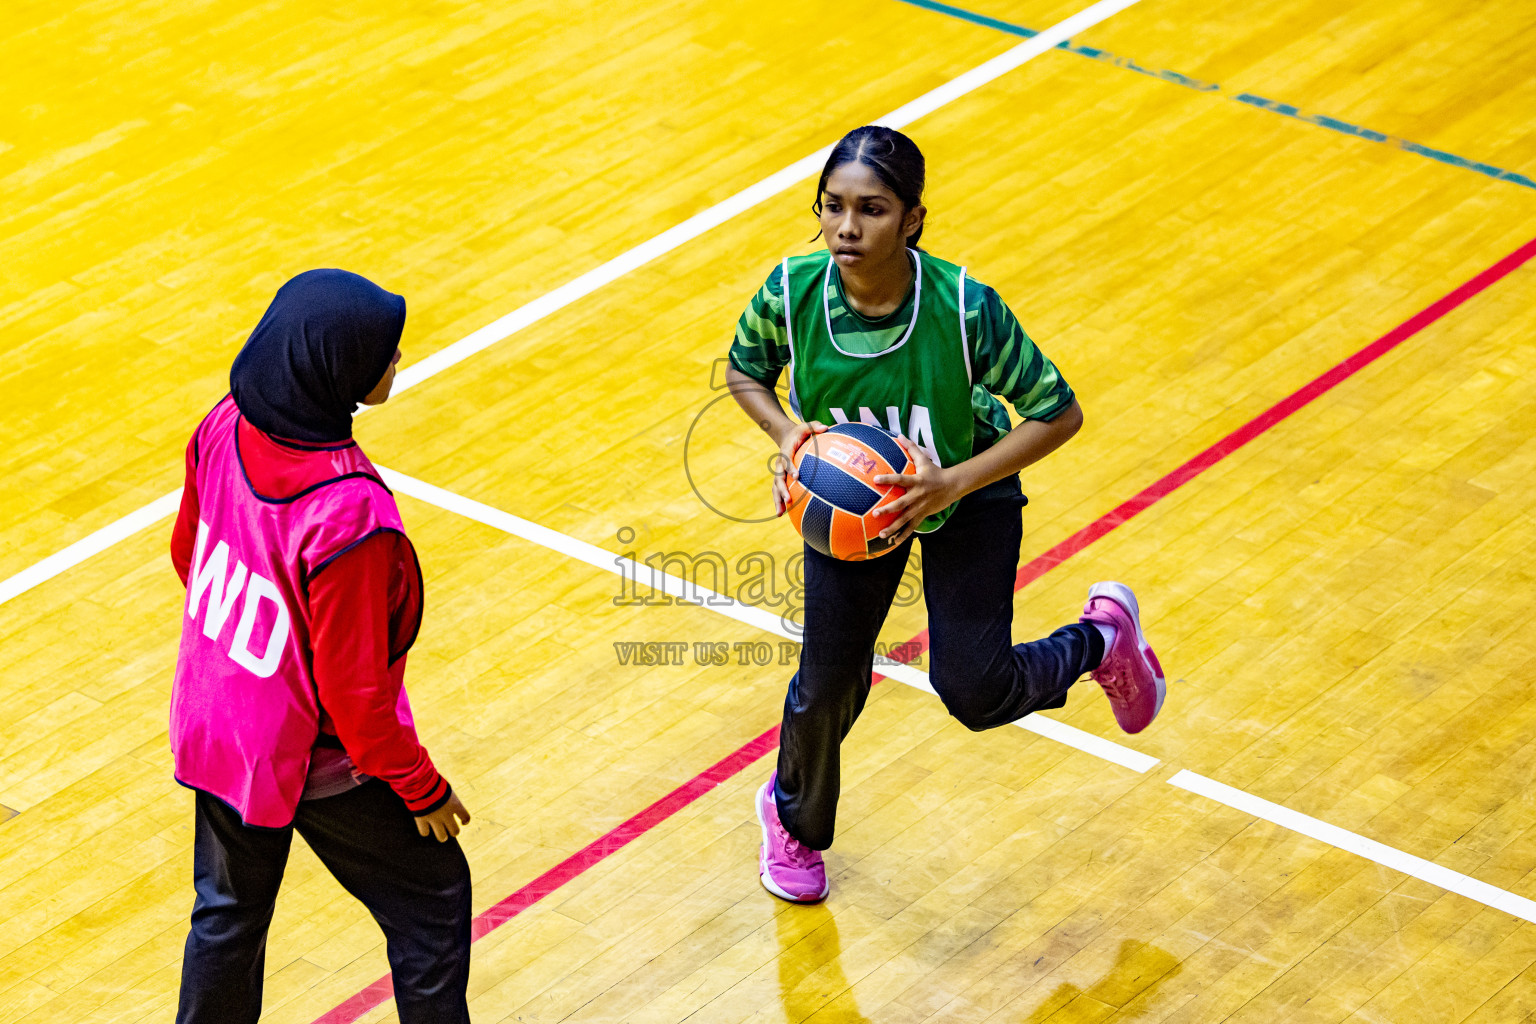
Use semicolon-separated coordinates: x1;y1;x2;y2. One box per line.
186;520;291;677
821;406;943;466
187;521;249;640
905;406;941;466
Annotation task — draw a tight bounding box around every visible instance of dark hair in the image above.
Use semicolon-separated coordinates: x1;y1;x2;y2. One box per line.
812;126;927;248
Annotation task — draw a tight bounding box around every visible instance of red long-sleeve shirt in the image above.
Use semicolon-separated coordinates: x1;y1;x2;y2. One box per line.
172;415;450;815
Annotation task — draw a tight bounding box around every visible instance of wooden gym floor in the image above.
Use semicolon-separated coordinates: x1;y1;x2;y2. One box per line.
3;0;1536;1020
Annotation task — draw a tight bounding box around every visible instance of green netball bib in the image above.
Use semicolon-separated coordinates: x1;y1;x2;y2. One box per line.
785;249;976;532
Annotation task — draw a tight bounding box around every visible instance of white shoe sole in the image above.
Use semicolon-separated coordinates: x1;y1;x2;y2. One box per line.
1088;581;1166;718
755;779;829;903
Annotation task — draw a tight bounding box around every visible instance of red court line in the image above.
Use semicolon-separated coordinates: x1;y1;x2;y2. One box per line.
1011;235;1536;592
310;235;1536;1023
312;726;782;1024
870;235;1536;662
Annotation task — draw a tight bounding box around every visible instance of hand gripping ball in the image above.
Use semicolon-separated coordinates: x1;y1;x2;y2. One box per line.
785;422;915;560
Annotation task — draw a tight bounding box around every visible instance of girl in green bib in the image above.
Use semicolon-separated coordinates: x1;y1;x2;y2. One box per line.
726;126;1166;904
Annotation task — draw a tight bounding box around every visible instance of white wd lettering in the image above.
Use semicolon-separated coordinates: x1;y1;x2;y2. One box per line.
186;520;291;678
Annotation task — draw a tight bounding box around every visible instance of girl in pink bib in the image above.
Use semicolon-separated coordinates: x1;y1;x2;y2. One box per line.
169;269;472;1024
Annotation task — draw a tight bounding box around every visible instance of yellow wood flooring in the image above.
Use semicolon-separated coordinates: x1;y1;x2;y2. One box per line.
3;0;1536;1020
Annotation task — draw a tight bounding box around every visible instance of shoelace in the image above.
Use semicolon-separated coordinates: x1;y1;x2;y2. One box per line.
773;819;818;867
1099;667;1135;704
1090;606;1138;703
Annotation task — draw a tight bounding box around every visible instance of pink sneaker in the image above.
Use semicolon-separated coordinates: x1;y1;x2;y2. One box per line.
1080;581;1165;734
755;774;828;903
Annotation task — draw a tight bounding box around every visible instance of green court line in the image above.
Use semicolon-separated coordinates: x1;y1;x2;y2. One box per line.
896;0;1536;190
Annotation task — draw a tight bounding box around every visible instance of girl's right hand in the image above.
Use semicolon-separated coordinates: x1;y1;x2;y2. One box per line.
772;421;828;515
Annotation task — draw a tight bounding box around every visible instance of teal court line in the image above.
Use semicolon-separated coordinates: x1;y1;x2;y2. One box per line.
897;0;1536;190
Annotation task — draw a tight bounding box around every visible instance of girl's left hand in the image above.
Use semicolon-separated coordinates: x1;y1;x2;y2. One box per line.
871;445;964;546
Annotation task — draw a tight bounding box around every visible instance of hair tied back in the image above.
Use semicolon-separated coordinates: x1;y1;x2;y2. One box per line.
812;126;927;248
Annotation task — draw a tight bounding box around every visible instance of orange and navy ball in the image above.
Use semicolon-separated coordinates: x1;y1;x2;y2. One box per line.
785;422;915;561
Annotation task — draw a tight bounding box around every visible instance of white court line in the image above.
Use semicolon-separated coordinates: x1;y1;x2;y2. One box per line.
0;0;1143;611
0;489;183;607
1169;770;1536;926
387;0;1145;396
378;466;1161;774
389;469;1536;926
874;660;1158;772
402;466;1536;924
377;467;790;639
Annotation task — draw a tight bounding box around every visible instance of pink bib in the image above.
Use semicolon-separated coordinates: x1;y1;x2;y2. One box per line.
170;397;412;827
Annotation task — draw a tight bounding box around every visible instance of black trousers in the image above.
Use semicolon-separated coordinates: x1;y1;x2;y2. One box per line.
177;779;472;1024
775;476;1104;850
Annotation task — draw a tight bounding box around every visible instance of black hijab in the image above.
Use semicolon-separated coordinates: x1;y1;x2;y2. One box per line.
230;269;406;443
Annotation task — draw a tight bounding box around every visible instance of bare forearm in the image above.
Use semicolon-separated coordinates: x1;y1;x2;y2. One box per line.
726;366;796;446
948;398;1083;498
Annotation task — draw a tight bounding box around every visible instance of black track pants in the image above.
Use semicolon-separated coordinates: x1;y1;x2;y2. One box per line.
774;476;1104;850
176;779;472;1024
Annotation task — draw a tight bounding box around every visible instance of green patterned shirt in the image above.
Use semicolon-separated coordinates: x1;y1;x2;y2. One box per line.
730;257;1075;453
